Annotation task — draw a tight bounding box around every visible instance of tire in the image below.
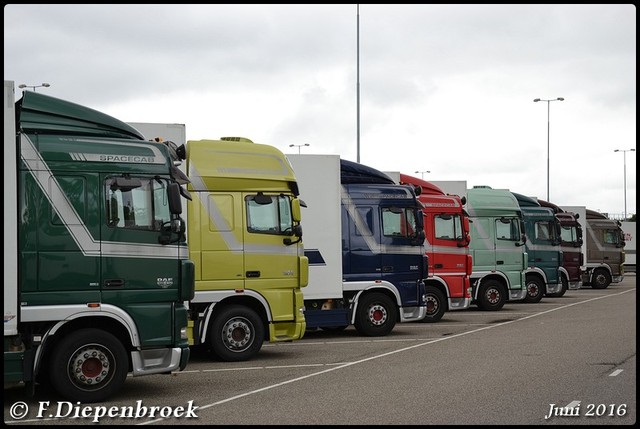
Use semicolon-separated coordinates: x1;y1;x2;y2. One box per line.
591;269;611;289
49;329;129;403
476;279;506;311
209;305;264;362
420;287;446;323
354;292;397;336
523;276;545;303
547;275;568;298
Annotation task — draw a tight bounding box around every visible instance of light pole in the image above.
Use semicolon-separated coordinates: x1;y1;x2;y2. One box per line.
18;83;51;92
289;143;310;154
614;148;635;219
533;97;564;201
415;170;430;179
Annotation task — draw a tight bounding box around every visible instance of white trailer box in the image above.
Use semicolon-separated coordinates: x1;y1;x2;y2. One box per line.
4;80;18;336
287;154;343;299
621;221;636;272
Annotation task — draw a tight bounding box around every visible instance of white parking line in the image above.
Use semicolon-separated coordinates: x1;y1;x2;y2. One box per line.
140;288;635;425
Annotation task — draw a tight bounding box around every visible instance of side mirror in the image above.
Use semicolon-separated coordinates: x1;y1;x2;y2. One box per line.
167;182;182;215
292;198;302;223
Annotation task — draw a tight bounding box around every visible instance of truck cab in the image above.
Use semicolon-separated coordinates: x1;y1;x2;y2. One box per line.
386;173;473;322
463;186;528;310
511;192;563;303
5;82;194;403
288;155;428;336
536;198;584;295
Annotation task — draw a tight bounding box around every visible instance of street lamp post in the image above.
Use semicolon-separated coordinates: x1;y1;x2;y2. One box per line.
18;83;51;92
289;143;310;154
533;97;564;201
415;170;430;179
614;148;635;219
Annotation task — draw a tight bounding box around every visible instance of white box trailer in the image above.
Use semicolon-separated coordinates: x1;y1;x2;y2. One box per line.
4;80;18;337
288;154;344;300
621;221;636;272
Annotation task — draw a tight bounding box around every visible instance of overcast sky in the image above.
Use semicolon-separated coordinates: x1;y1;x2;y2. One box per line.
4;4;636;217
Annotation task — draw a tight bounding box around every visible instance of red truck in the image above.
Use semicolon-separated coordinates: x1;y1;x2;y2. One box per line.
387;173;472;322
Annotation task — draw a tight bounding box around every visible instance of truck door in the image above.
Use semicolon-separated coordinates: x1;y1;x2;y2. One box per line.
101;175;179;344
243;192;299;321
379;205;425;305
494;216;526;288
588;222;624;267
432;212;469;287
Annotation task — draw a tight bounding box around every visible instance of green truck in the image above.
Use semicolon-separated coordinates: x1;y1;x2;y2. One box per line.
4;81;195;403
434;183;528;311
511;192;563;303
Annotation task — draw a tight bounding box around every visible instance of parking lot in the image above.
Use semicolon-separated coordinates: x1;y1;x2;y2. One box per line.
5;274;636;426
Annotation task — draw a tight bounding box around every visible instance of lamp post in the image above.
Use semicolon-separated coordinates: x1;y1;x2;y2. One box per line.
289;143;310;154
614;148;635;219
415;170;430;179
533;97;564;201
18;83;51;92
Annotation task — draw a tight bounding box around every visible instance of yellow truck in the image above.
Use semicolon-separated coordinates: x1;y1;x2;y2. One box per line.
128;124;308;362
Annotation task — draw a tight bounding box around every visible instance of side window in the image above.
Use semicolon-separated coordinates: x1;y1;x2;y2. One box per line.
435;214;462;240
603;229;620;245
535;221;553;241
382;207;417;238
246;194;293;235
496;218;520;241
106;177;170;231
560;225;575;242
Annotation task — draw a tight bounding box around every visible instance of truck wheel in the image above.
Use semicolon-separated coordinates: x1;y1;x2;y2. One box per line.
354;292;396;336
523;276;544;303
547;276;568;297
591;269;611;289
209;305;264;362
420;287;446;323
476;279;506;311
49;329;128;403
